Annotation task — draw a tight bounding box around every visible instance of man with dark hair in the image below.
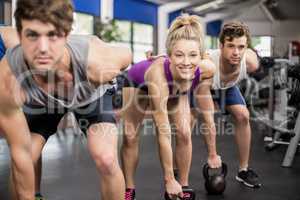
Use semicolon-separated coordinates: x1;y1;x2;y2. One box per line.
0;1;131;200
192;21;261;188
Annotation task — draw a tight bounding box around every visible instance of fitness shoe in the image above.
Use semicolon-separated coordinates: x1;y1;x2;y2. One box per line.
125;188;135;200
35;193;46;200
236;168;261;188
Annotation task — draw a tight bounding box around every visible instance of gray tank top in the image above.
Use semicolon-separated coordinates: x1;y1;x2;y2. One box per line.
6;35;113;109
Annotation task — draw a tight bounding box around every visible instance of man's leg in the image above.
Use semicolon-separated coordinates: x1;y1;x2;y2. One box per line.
225;86;261;188
75;89;132;200
226;105;251;169
87;122;124;200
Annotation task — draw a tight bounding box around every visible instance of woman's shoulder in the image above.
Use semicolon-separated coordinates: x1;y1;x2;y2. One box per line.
144;57;167;81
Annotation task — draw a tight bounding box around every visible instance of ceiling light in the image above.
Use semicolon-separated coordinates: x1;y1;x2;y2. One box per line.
192;0;224;12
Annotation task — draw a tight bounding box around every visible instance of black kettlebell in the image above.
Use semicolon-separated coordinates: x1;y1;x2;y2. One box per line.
203;162;227;195
164;188;195;200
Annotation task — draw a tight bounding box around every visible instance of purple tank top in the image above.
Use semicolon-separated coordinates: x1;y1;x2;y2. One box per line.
128;58;201;94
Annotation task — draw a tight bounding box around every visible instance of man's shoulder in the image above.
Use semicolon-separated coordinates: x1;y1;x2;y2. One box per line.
0;58;25;108
0;56;11;74
87;36;131;66
0;57;17;87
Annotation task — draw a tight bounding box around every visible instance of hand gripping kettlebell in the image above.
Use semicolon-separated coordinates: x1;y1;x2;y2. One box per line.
203;162;227;195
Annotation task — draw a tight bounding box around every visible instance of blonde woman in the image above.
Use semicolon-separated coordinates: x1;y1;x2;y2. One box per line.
121;14;222;200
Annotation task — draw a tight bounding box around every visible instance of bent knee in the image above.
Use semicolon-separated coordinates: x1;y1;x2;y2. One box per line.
91;152;118;175
123;134;139;147
176;129;192;145
232;110;250;124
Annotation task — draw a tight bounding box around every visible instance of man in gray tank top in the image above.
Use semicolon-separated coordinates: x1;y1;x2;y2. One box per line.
0;1;131;200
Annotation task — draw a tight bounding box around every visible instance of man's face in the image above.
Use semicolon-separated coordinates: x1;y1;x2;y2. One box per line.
220;36;247;66
169;39;201;80
19;19;67;73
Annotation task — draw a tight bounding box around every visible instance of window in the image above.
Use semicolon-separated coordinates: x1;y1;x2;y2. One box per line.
1;1;12;25
205;35;218;50
117;20;131;42
252;36;272;57
113;20;154;63
133;23;153;63
72;12;94;35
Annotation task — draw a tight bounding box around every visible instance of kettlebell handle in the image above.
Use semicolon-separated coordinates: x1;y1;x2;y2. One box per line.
203;162;228;179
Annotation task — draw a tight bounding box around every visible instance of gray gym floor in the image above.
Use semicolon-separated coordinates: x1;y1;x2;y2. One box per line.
1;119;300;200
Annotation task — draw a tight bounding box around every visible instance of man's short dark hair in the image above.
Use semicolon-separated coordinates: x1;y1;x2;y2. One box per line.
219;21;251;47
15;0;74;35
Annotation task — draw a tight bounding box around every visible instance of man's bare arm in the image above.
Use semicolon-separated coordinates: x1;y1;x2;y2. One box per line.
0;58;34;200
246;48;259;73
87;36;132;85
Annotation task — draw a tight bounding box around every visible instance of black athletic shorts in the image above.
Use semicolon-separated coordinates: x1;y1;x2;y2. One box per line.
23;89;116;141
